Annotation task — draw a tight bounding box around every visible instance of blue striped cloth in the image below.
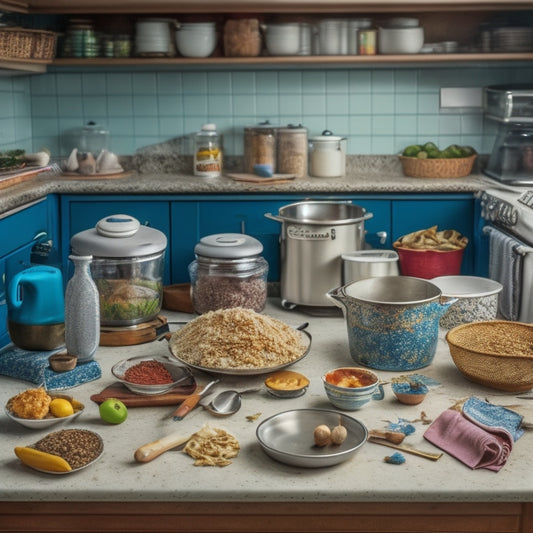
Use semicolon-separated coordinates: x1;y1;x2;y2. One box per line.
0;344;101;390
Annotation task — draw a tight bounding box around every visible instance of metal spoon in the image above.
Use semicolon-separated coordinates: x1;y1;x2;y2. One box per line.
205;388;261;417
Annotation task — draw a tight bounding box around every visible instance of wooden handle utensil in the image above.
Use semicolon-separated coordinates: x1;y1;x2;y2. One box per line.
367;437;443;461
172;379;219;421
134;432;192;463
368;429;406;444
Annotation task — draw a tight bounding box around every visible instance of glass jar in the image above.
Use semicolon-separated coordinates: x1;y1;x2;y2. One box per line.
194;123;222;177
188;233;268;314
277;124;308;177
243;121;278;174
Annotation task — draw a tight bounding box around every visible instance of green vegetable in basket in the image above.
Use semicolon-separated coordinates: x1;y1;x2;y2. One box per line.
416;150;428;159
441;144;464;159
402;145;422;158
460;145;477;157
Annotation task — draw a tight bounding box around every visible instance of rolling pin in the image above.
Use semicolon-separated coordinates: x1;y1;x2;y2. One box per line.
134;432;192;463
368;429;406;444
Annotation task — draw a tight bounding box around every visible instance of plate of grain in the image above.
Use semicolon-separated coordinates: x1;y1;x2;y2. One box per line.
167;307;312;375
15;428;104;475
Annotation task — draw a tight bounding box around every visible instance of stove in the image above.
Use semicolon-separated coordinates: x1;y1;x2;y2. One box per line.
479;187;533;244
478;185;533;322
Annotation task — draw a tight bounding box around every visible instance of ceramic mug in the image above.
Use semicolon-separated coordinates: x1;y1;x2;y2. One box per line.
322;367;385;410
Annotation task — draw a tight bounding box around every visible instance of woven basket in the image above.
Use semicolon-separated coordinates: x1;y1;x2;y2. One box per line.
400;154;477;179
446;320;533;392
0;27;57;61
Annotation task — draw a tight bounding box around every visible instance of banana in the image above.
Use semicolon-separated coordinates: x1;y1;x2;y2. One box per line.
14;446;72;472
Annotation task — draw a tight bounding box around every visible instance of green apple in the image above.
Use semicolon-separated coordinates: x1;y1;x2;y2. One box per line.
99;398;128;424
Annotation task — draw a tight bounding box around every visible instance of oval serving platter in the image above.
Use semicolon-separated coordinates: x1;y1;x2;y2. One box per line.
17;429;104;475
168;328;312;376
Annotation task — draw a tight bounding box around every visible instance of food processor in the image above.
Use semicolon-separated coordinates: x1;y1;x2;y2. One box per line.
70;214;168;345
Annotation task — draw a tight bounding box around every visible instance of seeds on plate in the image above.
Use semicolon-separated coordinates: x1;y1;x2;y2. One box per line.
170;307;306;369
34;429;102;469
123;360;173;385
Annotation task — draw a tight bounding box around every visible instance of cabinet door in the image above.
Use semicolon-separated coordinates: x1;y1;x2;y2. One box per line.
392;197;475;275
61;198;171;284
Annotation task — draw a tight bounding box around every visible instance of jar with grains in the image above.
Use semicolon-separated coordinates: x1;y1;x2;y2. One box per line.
188;233;269;314
243;121;278;174
277;124;308;177
223;19;262;57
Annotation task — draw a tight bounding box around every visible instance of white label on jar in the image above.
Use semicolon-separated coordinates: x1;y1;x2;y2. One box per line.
287;225;335;240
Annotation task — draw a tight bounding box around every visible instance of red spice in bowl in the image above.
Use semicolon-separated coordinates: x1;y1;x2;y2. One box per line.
123;361;173;385
111;356;194;395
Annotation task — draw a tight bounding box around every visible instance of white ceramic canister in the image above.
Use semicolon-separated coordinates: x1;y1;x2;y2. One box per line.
308;130;346;178
135;18;175;56
194;123;222;177
175;22;217;58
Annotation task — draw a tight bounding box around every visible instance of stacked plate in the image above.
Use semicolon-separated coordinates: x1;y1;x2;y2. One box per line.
135;18;174;56
492;27;533;52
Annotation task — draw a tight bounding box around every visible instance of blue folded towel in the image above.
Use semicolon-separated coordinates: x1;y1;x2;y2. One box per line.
0;343;101;390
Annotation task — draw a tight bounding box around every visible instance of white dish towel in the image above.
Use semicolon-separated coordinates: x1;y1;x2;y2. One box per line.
486;226;523;321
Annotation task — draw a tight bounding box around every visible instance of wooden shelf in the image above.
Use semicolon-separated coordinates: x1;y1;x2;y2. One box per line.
23;0;533;15
0;58;48;73
50;52;533;69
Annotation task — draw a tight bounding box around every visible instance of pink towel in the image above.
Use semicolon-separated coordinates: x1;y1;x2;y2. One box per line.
424;409;513;472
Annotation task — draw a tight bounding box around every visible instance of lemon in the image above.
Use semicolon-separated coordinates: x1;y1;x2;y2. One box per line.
49;398;74;418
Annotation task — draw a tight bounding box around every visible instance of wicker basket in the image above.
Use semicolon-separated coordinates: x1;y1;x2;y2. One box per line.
446;320;533;392
0;27;57;62
400;154;477;179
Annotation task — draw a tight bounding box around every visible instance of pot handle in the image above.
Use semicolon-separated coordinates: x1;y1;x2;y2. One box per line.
264;213;283;223
326;285;346;309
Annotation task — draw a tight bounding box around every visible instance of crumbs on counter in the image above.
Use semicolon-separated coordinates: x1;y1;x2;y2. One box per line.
246;413;262;422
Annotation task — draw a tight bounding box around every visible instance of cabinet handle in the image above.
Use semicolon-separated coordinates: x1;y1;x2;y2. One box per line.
240;220;246;234
33;231;48;242
376;231;388;245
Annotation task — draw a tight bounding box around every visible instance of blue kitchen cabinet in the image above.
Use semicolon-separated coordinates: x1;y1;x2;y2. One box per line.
0;197;59;348
191;196;391;283
59;196;172;284
392;195;476;275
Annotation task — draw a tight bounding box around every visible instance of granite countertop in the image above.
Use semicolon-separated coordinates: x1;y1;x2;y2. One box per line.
0;155;495;216
1;300;532;504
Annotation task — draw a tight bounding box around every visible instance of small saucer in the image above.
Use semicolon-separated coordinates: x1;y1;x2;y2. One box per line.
264;370;309;399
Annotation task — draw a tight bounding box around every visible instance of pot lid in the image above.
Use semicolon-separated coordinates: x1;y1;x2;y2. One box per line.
310;129;346;142
195;233;263;259
70;214;167;257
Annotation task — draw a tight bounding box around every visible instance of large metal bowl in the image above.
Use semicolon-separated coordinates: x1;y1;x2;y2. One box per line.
256;408;367;468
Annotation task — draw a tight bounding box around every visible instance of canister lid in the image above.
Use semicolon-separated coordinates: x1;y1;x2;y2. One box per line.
310;129;346;142
197;123;218;137
195;233;263;259
278;123;308;134
70;214;167;257
244;120;278;133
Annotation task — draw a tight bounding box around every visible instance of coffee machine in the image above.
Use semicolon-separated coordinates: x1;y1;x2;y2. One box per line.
484;84;533;185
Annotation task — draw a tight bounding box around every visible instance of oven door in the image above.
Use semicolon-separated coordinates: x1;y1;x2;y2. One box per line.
483;225;533;322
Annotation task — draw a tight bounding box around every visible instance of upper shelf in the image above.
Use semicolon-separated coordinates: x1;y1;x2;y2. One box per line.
19;0;533;14
51;53;533;68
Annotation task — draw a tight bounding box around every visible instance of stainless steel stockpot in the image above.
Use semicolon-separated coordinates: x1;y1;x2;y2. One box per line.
265;201;373;308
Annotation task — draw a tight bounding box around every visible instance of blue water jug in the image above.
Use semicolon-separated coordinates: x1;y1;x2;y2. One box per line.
7;266;65;350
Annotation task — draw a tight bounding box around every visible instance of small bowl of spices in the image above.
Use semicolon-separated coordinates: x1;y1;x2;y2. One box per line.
111;355;194;395
391;379;428;405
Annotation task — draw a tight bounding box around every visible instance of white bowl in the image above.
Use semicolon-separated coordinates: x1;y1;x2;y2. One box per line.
5;395;84;429
175;27;217;57
378;26;424;54
264;24;301;55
